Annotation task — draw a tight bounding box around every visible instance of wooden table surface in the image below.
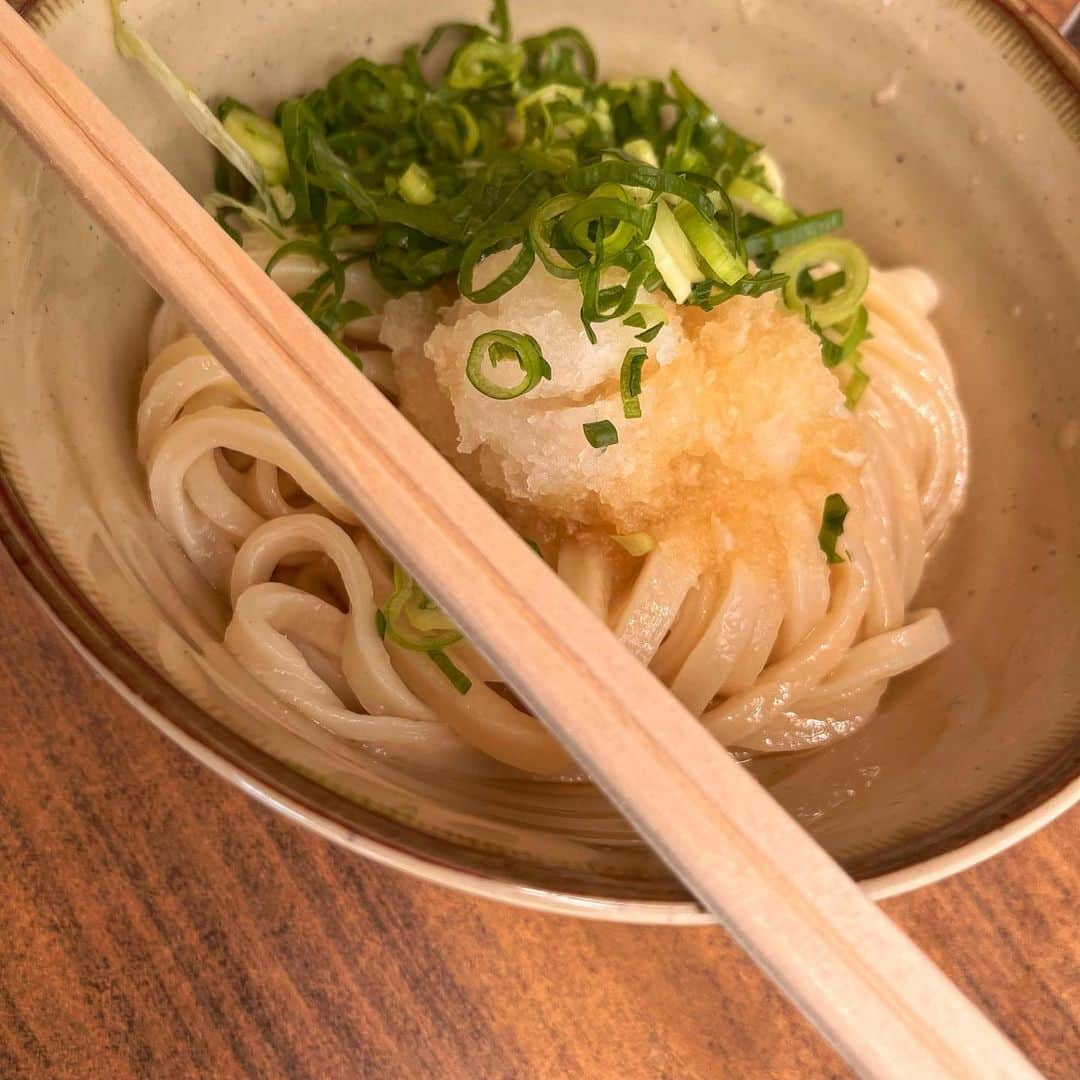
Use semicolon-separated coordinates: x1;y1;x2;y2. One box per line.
2;1;1078;1076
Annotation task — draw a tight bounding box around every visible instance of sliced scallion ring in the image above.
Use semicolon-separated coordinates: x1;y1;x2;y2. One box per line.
415;100;481;160
622;138;659;168
459;232;535;304
583;419;619;448
774;237;869;327
620;346;647;419
844;361;871;410
622;303;667;342
383;564;463;651
466;331;551;400
613;531;655;556
446;38;525;89
818;493;850;564
398;162;437;205
221;103;289;186
566;159;719;223
815;304;870;368
516;82;584;115
727;175;797;225
645;200;703;303
529;193;588;278
673;201;747;286
743;209;844;258
559;185;654;260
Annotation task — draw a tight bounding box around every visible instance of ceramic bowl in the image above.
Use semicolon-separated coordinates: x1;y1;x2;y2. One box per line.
1;0;1077;922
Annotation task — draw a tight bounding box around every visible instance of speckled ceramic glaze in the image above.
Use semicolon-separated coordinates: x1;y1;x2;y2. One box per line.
0;0;1077;921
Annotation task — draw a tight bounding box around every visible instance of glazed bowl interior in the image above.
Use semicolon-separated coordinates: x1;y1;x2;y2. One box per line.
0;0;1077;916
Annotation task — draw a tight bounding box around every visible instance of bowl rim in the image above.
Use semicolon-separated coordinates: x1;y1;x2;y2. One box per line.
2;0;1078;923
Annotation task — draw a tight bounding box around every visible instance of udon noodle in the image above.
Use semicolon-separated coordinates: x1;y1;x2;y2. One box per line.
138;239;967;776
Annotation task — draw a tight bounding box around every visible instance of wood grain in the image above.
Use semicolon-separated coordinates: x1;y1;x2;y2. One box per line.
0;0;1077;1076
1;550;1077;1080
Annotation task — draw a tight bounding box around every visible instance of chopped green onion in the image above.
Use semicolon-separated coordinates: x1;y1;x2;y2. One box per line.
727;175;797;225
428;650;473;694
622;138;659;167
622;303;667;342
109;1;284;216
560;185;653;259
417;100;481;160
645;201;703;302
404;595;458;633
620;346;647;419
744;210;844;258
818;493;850;564
566;158;720;223
529;193;588;279
220;102;289;186
447;38;525;89
811;304;870;368
517;81;584;115
673;201;747;286
668;70;761;182
399;162;437;205
118;0;867;414
490;0;512;41
383;564;462;651
798;268;846;303
583;419;619;448
466;331;551;399
459;232;536;303
614;531;655;556
774;237;869;327
521;25;597;81
844;361;871;410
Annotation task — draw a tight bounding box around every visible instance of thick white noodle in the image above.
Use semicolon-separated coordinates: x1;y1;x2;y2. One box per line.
138;261;967;773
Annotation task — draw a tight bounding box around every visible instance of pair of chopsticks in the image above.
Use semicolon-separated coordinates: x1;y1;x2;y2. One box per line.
0;7;1040;1076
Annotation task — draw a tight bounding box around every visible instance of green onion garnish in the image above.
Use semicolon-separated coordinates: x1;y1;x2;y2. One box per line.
621;303;666;342
774;237;869;327
814;304;870;369
466;331;551;399
803;303;873;407
381;564;463;651
644;200;703;303
844;361;871;410
447;38;526;90
798;268;846;303
744;210;844;259
673;201;747;286
613;531;655;556
428;650;473;694
727;175;797;226
398;162;437;206
219;100;289;186
117;0;855;452
583;419;619;448
620;346;647;419
622;137;659;167
818;493;851;564
116;0;824;333
120;0;815;335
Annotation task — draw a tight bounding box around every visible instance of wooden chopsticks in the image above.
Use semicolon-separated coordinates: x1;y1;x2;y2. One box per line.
0;7;1040;1077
